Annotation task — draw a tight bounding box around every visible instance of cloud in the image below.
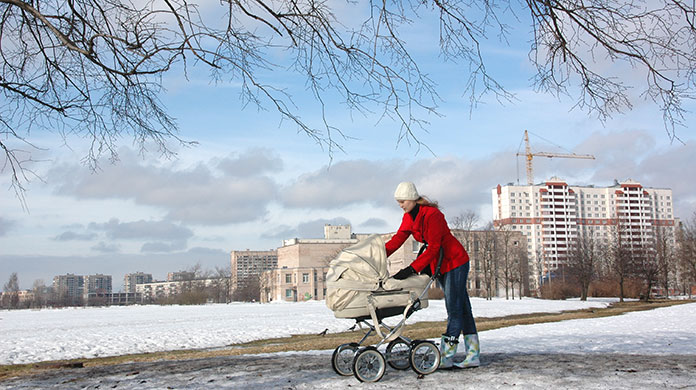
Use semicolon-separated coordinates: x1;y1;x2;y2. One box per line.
141;241;187;253
0;217;15;237
281;160;403;209
92;242;121;253
216;148;283;177
86;218;194;253
54;231;98;241
261;217;353;239
50;147;279;225
89;218;194;241
359;218;388;228
279;152;519;222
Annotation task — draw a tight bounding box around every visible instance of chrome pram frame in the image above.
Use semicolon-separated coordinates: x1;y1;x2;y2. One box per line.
330;249;444;383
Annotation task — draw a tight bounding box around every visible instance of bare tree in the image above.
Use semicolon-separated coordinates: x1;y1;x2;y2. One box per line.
608;223;635;302
450;210;480;252
3;1;695;201
676;214;696;297
2;272;20;309
479;222;499;300
233;273;261;302
211;266;232;304
31;279;48;308
567;230;601;301
654;225;677;297
495;225;517;300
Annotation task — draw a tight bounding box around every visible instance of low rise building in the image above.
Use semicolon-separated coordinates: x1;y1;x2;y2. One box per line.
260;225;360;303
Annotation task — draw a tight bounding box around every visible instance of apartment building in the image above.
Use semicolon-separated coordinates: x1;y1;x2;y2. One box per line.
52;274;84;302
124;272;153;293
492;177;676;291
230;249;278;293
83;274;112;298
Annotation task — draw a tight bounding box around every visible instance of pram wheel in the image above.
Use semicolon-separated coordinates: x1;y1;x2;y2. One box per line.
386;338;411;370
352;346;386;383
410;340;440;375
331;343;359;376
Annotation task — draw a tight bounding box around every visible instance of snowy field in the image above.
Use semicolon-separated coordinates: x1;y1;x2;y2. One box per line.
1;297;622;365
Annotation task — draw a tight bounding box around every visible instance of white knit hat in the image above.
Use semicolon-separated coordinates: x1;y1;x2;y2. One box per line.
394;182;420;201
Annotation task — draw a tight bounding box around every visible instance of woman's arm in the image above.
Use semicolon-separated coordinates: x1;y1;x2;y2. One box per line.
385;213;411;257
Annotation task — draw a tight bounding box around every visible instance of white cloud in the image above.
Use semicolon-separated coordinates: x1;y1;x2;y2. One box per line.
88;218;193;242
54;231;98;241
49;147;280;225
91;242;121;253
0;217;15;237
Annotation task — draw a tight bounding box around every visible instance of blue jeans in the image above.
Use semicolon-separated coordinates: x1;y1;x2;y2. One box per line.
438;262;477;337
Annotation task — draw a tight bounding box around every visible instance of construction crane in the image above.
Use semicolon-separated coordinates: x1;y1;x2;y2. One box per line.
516;130;595;185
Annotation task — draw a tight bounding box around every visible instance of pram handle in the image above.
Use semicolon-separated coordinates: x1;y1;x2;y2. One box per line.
433;247;444;279
416;243;443;279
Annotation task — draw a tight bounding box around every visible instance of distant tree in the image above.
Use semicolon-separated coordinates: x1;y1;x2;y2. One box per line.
2;272;20;309
31;279;47;308
567;230;601;301
676;214;696;297
608;222;639;302
479;222;499;300
450;210;480;253
653;225;677;297
233;274;261;302
3;0;695;202
211;266;232;304
496;225;517;300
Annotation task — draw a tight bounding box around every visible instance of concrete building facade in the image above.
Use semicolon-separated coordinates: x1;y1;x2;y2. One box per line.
230;249;278;293
52;274;84;303
124;272;153;293
260;225;359;303
492;177;676;291
83;274;112;299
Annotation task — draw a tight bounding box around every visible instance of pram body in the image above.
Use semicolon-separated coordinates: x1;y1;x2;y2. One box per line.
325;234;441;382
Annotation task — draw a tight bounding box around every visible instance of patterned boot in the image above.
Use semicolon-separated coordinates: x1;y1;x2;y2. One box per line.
454;333;480;368
439;335;458;369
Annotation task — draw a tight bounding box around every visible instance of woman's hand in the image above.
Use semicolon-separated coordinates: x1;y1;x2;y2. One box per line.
392;266;416;280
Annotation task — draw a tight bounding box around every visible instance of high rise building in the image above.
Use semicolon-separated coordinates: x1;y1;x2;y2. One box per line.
83;274;112;302
492;177;676;291
124;272;153;293
231;249;278;293
53;273;84;303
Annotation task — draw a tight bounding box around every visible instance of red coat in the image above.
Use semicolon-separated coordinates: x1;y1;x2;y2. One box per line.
385;205;469;275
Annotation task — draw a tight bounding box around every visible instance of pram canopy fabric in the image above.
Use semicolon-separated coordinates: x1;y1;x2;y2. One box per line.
325;234;389;312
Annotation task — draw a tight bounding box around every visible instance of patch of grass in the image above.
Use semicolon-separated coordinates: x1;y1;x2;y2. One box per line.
0;299;691;381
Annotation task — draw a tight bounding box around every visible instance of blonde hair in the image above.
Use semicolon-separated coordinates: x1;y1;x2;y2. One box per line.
416;196;439;209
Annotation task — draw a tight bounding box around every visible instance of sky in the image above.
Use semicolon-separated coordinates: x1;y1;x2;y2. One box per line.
1;2;695;291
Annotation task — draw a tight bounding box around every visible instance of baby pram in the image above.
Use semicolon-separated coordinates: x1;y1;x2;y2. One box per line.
325;234;442;382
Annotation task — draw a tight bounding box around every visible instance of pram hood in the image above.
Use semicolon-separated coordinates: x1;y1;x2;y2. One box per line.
325;234;389;312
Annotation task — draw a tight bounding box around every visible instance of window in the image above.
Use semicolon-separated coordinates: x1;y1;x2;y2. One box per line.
285;274;292;283
302;273;309;283
285;289;293;298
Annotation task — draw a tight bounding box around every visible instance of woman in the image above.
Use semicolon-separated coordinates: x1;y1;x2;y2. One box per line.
387;182;479;368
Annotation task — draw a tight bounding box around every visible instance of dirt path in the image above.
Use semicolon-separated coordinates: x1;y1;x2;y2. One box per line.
1;352;695;389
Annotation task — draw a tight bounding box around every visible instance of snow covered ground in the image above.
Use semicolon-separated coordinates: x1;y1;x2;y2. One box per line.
0;300;694;390
0;297;620;365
